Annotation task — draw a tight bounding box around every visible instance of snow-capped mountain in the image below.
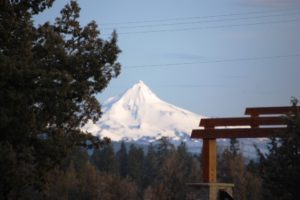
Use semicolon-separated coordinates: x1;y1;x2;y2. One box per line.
83;80;205;143
83;80;267;157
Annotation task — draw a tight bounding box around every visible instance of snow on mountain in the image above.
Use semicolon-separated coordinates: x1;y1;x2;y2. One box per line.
82;80;267;157
83;80;205;143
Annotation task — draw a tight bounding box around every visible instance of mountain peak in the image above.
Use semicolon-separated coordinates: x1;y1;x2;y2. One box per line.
83;81;204;142
121;81;159;104
132;80;150;91
137;80;145;85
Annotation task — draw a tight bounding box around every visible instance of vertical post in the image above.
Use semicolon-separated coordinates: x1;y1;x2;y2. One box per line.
250;113;259;128
202;138;217;183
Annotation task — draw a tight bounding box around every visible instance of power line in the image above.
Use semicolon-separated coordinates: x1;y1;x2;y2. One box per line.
125;54;300;69
100;8;300;26
101;12;300;30
103;18;300;36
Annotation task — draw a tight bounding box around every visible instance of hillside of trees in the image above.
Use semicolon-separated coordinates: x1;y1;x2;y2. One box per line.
7;136;262;200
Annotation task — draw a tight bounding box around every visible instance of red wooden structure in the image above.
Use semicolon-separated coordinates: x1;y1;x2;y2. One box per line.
191;106;299;183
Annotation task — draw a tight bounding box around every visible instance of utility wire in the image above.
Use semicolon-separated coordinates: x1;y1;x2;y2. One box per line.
125;54;300;69
101;12;300;30
100;8;300;26
103;18;300;36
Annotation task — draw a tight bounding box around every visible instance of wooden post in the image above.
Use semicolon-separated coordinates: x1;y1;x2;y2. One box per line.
202;139;217;183
202;124;217;183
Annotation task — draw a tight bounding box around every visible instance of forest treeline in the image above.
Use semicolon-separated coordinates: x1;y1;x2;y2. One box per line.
38;137;264;200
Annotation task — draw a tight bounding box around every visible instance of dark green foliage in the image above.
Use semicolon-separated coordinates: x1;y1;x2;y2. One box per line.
62;146;90;172
0;142;42;199
144;140;200;200
177;142;193;178
128;144;145;188
143;143;158;187
229;138;240;156
155;153;186;200
218;148;263;200
117;141;128;178
0;0;121;197
156;137;175;158
91;144;118;174
257;100;300;200
88;139;202;199
154;137;175;168
0;0;121;149
45;160;138;200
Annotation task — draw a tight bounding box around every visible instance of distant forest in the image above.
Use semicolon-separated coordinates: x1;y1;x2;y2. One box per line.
50;137;263;200
6;132;293;200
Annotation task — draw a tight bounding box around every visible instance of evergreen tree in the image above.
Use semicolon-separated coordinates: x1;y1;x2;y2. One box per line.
62;147;90;172
0;0;121;196
117;141;128;178
188;155;202;183
143;143;158;187
45;162;79;200
127;144;145;189
0;142;41;199
229;138;240;156
218;148;263;200
177;142;192;178
147;142;191;200
91;144;118;174
257;99;300;200
155;137;175;166
159;151;187;200
45;161;139;200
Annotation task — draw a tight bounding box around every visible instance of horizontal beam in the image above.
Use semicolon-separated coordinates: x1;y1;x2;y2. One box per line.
191;128;286;139
199;116;286;127
245;106;300;116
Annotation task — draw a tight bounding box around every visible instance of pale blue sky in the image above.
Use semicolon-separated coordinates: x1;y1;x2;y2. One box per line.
35;0;300;117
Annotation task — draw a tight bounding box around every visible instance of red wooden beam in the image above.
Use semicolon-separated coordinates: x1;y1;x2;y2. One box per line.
199;116;286;127
191;106;296;184
245;106;300;116
191;127;286;139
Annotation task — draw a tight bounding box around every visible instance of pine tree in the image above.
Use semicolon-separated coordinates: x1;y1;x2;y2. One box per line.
143;143;158;187
257;99;300;200
147;142;190;200
177;142;192;178
0;0;121;196
0;142;41;199
45;161;139;200
127;144;145;189
218;148;263;200
155;137;175;166
229;138;240;156
117;141;128;178
91;144;118;174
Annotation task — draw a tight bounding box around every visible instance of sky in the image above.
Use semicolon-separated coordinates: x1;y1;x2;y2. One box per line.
34;0;300;117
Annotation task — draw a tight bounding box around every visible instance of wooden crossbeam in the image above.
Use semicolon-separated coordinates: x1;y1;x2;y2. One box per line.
191;106;295;184
199;116;286;127
245;106;300;116
191;127;286;139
